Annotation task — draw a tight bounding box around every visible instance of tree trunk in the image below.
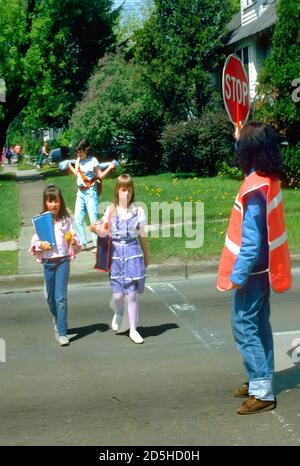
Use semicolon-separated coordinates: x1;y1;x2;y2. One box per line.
0;92;28;151
0;119;11;153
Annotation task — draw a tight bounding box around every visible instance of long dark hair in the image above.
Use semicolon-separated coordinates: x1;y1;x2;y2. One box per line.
236;121;283;179
42;185;70;220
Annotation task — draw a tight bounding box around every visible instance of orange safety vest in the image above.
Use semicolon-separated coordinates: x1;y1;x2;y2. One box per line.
217;172;291;293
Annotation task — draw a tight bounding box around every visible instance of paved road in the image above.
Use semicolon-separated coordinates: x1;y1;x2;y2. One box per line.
1;274;300;446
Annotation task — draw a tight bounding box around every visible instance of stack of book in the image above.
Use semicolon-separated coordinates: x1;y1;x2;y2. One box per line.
32;211;56;248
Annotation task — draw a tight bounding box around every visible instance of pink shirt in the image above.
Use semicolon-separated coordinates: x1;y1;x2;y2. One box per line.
29;216;81;261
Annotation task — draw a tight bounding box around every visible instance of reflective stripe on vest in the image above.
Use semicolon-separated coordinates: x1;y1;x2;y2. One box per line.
217;172;291;293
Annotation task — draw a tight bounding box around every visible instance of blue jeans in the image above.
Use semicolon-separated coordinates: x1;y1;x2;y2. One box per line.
74;187;98;246
37;153;44;166
43;257;70;337
232;273;275;400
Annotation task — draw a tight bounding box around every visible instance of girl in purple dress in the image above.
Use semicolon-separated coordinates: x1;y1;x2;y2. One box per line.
92;174;149;344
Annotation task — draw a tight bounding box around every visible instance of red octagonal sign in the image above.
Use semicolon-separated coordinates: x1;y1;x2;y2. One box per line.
222;54;250;126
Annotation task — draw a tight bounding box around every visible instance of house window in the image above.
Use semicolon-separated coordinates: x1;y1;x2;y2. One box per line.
235;47;249;79
243;0;256;8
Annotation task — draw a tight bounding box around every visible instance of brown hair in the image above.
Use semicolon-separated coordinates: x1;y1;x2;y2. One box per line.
42;185;70;221
76;138;90;152
113;174;135;207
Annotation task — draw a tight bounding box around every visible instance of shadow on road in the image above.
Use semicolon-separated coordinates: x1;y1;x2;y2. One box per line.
139;323;179;338
114;323;179;339
274;361;300;395
68;322;109;342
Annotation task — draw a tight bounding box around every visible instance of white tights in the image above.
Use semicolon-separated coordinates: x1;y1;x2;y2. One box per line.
113;291;138;331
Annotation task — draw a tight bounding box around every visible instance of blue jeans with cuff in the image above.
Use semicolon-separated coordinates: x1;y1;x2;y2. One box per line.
43;257;70;337
231;273;275;401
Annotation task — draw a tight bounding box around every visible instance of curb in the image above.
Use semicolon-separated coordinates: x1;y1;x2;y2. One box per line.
0;260;220;293
1;256;300;294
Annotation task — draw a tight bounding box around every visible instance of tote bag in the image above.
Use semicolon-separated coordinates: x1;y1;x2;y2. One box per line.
94;235;111;272
94;209;112;272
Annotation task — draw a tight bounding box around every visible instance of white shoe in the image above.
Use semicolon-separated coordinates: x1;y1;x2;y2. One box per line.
129;330;144;344
111;313;123;332
58;335;69;346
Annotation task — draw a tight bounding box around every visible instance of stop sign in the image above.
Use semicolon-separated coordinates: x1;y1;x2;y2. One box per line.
222;54;250;126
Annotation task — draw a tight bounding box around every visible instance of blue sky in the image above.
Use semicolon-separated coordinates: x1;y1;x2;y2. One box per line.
113;1;144;12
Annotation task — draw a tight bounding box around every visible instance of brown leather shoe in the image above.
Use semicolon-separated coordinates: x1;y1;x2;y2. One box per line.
237;396;276;415
234;382;249;398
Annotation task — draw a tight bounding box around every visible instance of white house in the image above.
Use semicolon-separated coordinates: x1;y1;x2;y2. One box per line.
226;0;277;99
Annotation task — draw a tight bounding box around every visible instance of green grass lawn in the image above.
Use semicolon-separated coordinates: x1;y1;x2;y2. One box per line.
0;251;18;275
0;169;299;274
0;174;21;241
47;171;300;263
0;173;21;275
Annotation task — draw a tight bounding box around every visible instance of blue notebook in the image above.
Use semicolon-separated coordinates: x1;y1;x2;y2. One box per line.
32;211;56;248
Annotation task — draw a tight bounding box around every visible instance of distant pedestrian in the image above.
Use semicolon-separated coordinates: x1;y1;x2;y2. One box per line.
5;145;14;165
14;144;22;163
5;145;14;164
36;142;48;168
0;147;5;167
217;121;291;414
91;174;149;344
29;184;82;346
68;138;115;252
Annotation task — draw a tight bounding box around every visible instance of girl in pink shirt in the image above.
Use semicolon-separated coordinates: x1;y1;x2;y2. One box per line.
29;185;81;346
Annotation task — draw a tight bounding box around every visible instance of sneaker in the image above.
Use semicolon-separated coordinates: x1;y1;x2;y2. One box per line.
58;335;69;346
234;381;249;398
237;396;276;415
111;313;123;332
129;329;144;344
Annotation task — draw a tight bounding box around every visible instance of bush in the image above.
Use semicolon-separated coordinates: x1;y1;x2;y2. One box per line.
218;161;243;180
194;107;235;176
281;142;300;188
160;120;200;173
160;107;236;176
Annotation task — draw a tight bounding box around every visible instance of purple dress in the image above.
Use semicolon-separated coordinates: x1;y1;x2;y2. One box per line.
109;209;146;294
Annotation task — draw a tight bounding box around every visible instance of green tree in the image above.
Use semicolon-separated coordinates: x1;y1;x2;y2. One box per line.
255;0;300;142
0;0;117;150
228;0;240;14
133;0;232;122
69;52;164;171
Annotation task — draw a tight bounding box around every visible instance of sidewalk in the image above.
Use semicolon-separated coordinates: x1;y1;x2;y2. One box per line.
1;166;299;293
